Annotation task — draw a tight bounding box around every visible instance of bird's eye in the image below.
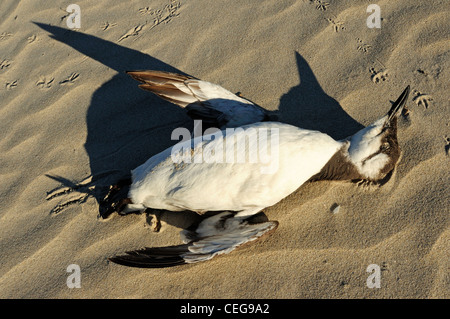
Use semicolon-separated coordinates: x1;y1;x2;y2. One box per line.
380;142;390;151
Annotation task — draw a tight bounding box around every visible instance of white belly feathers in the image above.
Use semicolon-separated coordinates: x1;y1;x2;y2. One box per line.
129;122;343;213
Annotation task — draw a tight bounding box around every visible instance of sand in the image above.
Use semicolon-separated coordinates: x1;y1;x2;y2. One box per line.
0;0;448;299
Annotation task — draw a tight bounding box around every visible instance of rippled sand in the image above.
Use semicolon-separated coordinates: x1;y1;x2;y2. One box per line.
0;0;448;298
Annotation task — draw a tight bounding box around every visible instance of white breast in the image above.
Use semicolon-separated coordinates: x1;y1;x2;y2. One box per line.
129;122;343;213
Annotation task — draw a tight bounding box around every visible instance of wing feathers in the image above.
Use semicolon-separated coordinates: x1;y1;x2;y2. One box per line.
127;70;269;128
108;245;190;268
127;70;195;85
138;83;198;107
185;103;228;126
129;70;204;109
109;213;278;268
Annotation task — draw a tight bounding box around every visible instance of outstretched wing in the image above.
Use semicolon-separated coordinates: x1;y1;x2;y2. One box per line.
127;70;268;128
109;212;278;268
127;70;198;107
109;244;191;268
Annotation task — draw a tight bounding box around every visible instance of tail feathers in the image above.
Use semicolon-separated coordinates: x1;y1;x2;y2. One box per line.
109;213;278;268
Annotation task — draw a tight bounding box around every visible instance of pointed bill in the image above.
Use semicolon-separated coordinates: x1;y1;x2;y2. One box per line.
387;85;410;123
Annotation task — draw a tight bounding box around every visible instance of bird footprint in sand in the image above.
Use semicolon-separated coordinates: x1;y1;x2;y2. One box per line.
137;1;181;31
100;22;117;31
151;2;181;28
310;0;330;11
118;25;144;42
36;76;54;89
59;72;79;85
139;7;153;15
27;35;37;43
326;18;345;32
443;136;450;156
0;32;13;40
357;38;371;53
412;90;433;109
370;68;389;83
0;59;11;70
5;80;17;89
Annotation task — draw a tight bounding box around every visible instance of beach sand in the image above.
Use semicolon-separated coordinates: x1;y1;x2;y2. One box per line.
0;0;448;298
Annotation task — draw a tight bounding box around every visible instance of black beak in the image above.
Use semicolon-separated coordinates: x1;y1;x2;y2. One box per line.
386;86;410;124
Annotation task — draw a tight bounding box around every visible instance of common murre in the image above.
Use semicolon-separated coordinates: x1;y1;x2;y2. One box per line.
105;85;410;268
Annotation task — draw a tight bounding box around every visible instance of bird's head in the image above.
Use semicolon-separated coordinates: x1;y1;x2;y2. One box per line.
346;86;410;184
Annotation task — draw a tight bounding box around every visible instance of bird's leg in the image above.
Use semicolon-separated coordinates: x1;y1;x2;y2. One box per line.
146;209;162;232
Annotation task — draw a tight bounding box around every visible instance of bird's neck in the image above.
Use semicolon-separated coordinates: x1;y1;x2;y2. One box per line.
308;142;364;182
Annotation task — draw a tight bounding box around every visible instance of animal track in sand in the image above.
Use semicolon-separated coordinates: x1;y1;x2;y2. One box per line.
412;89;433;109
5;80;17;89
416;69;428;76
123;0;181;42
357;38;371;53
58;7;72;22
59;72;79;85
143;0;181;29
369;67;388;83
401;102;410;117
443;136;450;156
36;76;54;89
310;0;330;11
27;34;37;43
0;59;11;70
100;22;117;31
326;18;345;32
118;24;144;42
0;32;13;40
415;65;442;80
139;7;153;15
